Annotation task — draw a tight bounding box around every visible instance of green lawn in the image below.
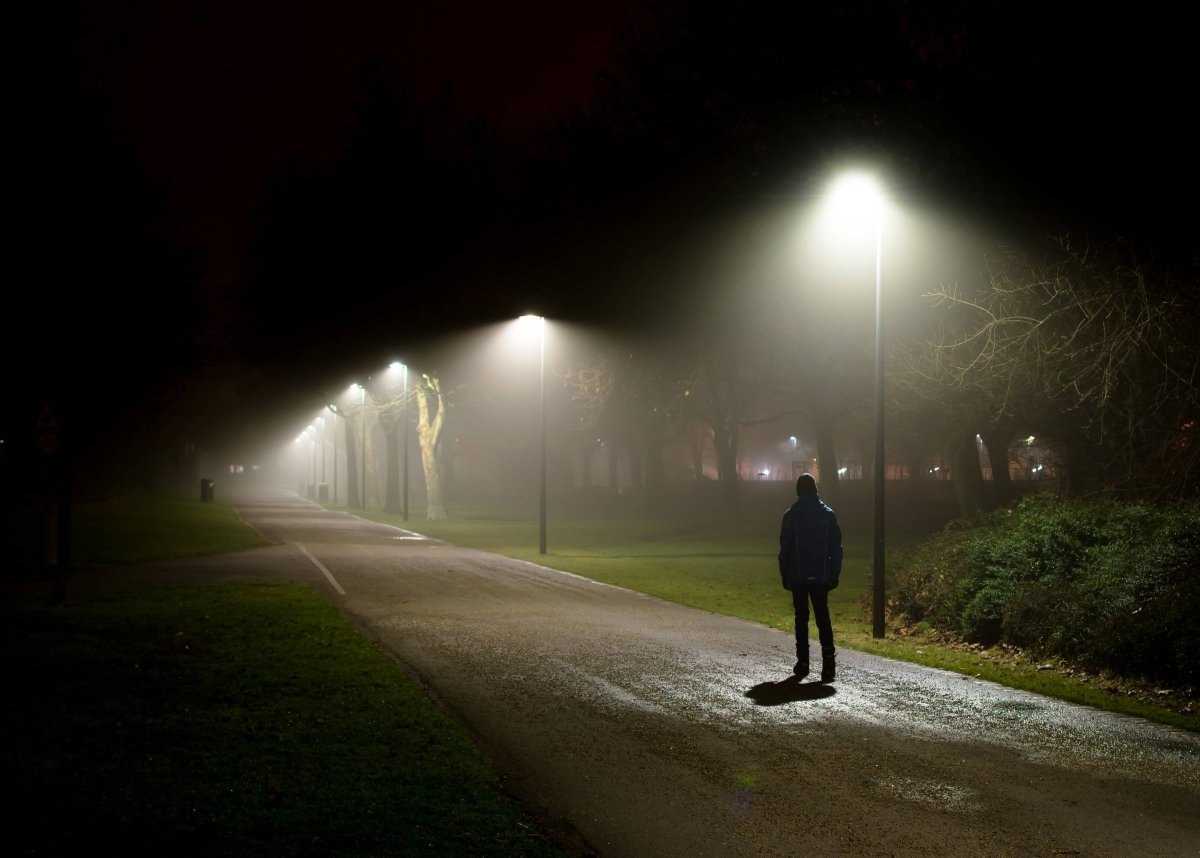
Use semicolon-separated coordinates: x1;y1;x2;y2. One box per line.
2;498;566;857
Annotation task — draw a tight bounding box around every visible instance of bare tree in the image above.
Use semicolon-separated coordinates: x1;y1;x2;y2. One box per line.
414;373;449;519
917;236;1199;500
676;346;757;512
566;346;690;499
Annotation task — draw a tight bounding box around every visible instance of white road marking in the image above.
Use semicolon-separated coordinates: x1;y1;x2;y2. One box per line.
297;543;346;595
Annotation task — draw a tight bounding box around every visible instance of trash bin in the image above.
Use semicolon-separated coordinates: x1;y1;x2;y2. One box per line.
318;483;329;502
200;478;215;502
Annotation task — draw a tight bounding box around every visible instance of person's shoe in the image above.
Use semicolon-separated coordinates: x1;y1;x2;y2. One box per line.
793;659;810;679
820;647;836;683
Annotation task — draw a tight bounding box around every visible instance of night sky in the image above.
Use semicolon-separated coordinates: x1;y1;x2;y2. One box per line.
10;1;1196;477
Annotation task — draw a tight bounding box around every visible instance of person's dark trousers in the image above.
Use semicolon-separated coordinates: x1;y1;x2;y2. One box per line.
792;584;835;679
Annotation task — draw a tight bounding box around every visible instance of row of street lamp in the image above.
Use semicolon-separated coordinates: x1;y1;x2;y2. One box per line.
299;319;547;552
289;171;889;637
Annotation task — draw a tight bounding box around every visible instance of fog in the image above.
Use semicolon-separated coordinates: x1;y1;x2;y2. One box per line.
138;189;1004;550
2;163;1015;558
9;1;1193;558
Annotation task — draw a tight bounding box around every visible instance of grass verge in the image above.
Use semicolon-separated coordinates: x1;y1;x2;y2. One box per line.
3;497;566;856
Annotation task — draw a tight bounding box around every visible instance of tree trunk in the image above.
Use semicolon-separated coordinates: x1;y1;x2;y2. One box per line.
980;427;1015;508
952;430;985;519
687;427;705;480
608;438;619;491
1060;438;1103;497
629;448;645;491
642;424;666;502
712;422;740;514
813;413;841;508
415;375;447;520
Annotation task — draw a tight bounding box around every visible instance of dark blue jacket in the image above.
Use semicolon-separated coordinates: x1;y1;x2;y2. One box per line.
778;494;843;590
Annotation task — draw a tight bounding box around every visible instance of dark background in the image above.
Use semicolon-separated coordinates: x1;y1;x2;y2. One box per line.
8;1;1195;488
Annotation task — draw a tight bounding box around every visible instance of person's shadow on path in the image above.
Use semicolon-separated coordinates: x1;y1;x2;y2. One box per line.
745;675;836;705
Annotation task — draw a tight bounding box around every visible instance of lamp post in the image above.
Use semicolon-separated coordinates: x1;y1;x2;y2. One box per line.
309;425;317;499
360;382;368;510
870;190;885;639
518;314;547;554
293;432;305;492
318;415;326;492
829;173;886;639
402;363;409;522
385;361;410;520
327;403;340;506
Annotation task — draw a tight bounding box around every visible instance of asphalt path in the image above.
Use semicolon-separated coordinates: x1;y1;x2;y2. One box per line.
88;487;1200;856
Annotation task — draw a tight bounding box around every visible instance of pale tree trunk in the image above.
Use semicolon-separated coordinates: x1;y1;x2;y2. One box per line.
415;374;447;520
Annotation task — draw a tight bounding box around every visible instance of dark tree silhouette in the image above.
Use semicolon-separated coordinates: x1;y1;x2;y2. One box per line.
914;236;1200;500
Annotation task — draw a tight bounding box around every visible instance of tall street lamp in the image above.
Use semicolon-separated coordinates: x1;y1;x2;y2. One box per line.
385;361;410;521
518;314;547;554
828;172;887;638
402;363;409;521
326;403;341;505
359;382;368;510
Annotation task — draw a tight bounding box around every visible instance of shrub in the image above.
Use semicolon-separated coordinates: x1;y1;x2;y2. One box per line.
889;523;978;631
890;494;1200;686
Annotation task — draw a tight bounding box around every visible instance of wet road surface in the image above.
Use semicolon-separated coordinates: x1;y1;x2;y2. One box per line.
107;487;1200;856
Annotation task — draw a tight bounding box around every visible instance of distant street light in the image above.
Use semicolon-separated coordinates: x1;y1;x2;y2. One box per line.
828;172;887;639
518;314;547;554
326;402;341;505
317;415;327;493
309;425;317;498
292;432;306;491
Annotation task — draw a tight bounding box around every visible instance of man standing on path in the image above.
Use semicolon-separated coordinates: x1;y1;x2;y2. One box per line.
778;473;843;681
